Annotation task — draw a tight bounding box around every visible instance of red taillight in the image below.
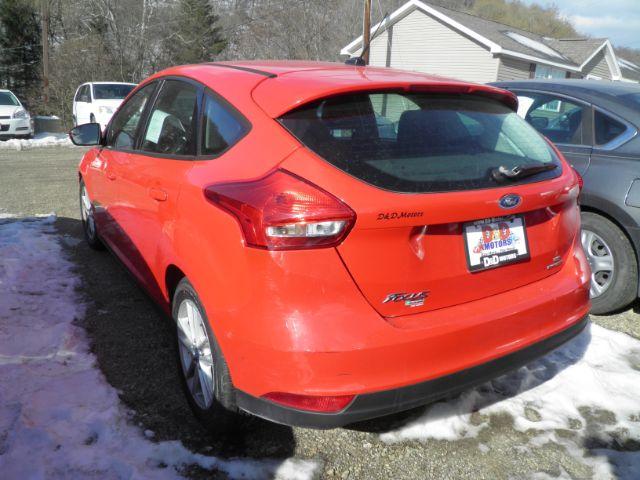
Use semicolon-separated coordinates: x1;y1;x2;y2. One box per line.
204;169;356;250
262;392;355;413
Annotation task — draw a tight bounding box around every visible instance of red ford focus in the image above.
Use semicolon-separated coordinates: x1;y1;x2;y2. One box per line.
71;61;590;430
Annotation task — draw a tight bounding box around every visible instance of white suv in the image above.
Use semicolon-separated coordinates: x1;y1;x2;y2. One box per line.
73;82;136;130
0;90;33;139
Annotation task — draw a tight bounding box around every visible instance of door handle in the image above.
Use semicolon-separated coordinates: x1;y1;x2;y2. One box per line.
106;171;116;181
149;187;168;202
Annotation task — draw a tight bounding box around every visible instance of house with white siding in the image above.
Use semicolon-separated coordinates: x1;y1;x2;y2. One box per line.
341;0;637;84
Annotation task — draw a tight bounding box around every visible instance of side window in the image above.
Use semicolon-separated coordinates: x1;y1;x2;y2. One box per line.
521;93;588;145
106;83;156;150
141;80;198;156
77;85;90;103
201;92;248;156
74;86;83;102
594;110;627;145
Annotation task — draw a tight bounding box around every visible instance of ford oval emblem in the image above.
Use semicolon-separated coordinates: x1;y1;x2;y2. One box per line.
499;194;521;209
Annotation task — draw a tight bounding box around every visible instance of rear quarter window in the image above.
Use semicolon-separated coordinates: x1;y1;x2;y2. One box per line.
201;92;249;156
279;92;560;193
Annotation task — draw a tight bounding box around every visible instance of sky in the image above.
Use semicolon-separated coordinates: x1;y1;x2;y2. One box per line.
522;0;640;49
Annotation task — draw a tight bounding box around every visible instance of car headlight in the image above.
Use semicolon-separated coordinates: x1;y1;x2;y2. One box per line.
13;109;28;119
98;106;113;114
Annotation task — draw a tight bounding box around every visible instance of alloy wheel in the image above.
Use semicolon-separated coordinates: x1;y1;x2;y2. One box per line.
581;228;615;298
80;184;96;240
176;299;215;409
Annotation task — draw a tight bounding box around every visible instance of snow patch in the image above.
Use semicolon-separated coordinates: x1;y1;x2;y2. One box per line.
0;216;318;479
0;132;72;151
380;323;640;477
504;32;566;60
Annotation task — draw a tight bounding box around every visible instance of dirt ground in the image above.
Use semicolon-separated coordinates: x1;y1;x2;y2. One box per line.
1;145;639;479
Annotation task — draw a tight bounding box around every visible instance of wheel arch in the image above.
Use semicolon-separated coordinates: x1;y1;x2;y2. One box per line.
580;203;640;297
165;264;186;305
580;204;638;259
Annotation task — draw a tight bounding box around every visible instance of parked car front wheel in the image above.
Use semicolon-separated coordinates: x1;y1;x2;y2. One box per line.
79;179;103;250
581;212;638;314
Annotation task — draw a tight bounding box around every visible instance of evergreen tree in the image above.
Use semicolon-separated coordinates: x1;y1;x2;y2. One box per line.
0;0;41;104
167;0;226;65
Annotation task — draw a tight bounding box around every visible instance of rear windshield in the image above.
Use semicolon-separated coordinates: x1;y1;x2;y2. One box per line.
0;92;19;106
93;84;135;100
279;92;561;193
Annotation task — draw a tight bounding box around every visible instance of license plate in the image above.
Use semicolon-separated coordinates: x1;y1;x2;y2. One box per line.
463;215;530;272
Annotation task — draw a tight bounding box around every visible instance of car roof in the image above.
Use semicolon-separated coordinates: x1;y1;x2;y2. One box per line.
491;79;640;96
87;82;137;85
491;79;640;124
147;61;517;118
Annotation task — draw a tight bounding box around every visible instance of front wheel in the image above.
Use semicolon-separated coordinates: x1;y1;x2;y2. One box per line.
581;212;638;314
172;278;241;432
79;179;104;250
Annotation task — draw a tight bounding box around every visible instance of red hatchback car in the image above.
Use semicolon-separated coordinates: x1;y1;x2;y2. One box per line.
71;61;591;430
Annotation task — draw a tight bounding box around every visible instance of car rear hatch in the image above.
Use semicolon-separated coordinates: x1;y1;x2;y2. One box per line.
273;86;579;318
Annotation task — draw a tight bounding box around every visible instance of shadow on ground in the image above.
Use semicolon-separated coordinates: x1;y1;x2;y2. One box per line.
54;217;296;471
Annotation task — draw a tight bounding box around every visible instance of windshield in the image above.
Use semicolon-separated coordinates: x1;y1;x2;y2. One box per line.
0;92;19;106
280;92;561;193
92;84;135;100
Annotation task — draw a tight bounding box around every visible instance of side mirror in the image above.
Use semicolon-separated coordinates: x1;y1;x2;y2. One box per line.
80;95;91;103
530;116;549;130
69;123;102;146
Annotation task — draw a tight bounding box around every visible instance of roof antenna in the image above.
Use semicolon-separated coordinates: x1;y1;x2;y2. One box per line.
345;11;389;66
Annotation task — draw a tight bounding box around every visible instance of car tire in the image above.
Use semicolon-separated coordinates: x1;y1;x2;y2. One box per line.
79;179;104;250
172;278;241;433
581;212;638;315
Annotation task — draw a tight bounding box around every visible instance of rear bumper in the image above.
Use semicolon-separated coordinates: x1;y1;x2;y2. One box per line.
236;315;588;428
225;238;590;396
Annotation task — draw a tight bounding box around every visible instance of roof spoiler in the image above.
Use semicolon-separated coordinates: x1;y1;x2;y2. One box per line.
407;84;518;111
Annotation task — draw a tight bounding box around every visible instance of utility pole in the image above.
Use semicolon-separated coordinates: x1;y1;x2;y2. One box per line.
42;0;49;109
362;0;371;64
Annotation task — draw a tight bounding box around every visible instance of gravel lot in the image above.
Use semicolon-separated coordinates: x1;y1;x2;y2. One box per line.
1;146;639;479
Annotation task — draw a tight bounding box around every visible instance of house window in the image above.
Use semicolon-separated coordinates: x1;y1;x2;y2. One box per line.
539;100;561;113
531;65;567;112
534;65;566;79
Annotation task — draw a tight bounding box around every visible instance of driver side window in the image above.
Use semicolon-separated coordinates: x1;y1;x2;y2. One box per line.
519;93;589;146
140;80;199;156
106;83;156;150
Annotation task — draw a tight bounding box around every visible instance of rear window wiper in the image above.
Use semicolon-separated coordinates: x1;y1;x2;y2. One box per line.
491;163;557;183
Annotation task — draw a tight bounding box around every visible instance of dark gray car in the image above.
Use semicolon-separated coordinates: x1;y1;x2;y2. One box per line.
491;79;640;314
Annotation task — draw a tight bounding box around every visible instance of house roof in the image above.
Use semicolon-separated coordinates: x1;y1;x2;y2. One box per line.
341;0;621;78
548;38;609;65
427;3;581;65
616;55;640;82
